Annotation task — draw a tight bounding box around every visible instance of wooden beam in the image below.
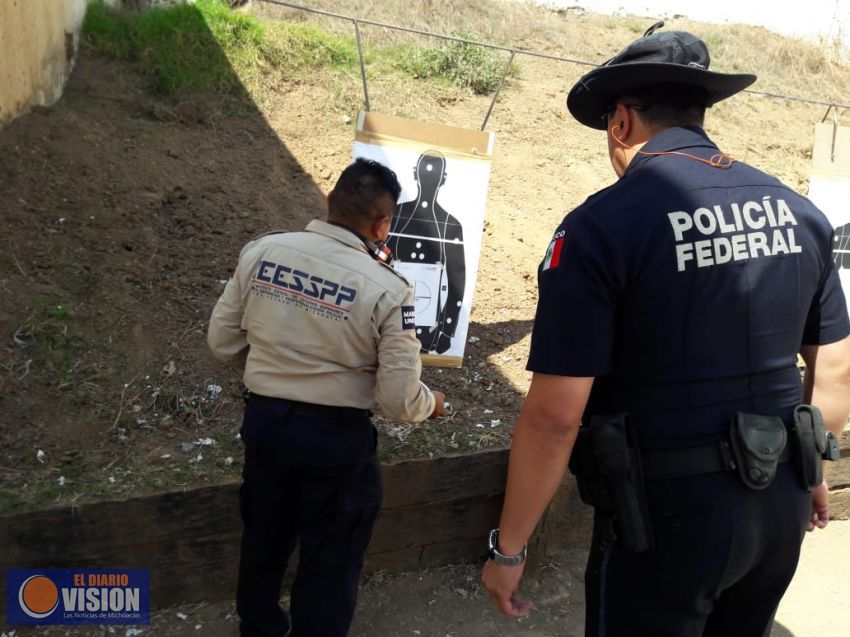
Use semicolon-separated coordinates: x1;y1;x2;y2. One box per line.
0;449;585;609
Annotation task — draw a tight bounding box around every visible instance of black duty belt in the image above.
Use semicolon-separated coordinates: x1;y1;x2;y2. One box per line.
246;392;368;418
642;439;793;481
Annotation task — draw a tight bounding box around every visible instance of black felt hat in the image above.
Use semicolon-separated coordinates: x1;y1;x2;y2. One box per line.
567;23;756;130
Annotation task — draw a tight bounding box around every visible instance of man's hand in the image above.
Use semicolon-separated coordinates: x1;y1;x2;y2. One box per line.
808;480;829;531
429;391;447;419
481;560;534;618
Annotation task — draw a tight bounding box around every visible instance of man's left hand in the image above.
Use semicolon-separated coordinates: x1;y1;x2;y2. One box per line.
481;560;534;618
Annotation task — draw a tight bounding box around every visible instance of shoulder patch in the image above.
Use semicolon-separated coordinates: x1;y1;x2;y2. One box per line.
401;305;416;330
542;231;565;271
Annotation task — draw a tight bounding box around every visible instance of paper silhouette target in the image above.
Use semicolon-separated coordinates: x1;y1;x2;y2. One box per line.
354;112;495;365
808;121;850;315
387;151;466;354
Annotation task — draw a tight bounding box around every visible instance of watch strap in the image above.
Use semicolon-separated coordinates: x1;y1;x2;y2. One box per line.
487;528;527;566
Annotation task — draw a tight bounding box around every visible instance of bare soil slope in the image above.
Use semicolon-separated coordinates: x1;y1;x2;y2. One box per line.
2;0;849;513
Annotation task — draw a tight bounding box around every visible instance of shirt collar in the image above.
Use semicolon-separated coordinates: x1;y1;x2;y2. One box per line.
305;219;372;255
625;125;720;174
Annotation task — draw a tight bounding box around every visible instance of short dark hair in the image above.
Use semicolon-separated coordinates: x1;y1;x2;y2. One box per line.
609;83;708;128
328;158;401;224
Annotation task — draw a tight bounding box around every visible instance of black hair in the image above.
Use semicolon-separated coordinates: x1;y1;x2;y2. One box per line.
328;158;401;224
609;83;708;128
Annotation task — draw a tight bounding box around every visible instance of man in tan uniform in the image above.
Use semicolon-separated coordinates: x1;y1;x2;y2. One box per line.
208;158;446;637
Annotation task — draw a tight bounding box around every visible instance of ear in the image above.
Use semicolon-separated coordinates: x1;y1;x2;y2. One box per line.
609;102;633;142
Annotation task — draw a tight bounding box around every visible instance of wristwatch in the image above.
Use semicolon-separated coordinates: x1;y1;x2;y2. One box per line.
487;528;527;566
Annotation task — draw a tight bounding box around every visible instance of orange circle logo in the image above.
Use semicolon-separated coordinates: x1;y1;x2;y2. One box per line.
19;575;59;619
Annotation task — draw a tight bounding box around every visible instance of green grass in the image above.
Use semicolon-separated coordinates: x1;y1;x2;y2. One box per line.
84;0;246;94
82;1;513;97
83;0;360;95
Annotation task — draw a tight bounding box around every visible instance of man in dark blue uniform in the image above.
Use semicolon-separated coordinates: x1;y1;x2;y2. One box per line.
482;25;850;636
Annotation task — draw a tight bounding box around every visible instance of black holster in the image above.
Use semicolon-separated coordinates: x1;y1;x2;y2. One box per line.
791;404;830;491
569;413;654;553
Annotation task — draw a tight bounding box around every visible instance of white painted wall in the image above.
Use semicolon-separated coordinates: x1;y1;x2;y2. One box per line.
0;0;88;126
537;0;850;53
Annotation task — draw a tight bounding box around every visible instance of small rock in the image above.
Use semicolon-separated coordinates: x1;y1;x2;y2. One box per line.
176;612;188;620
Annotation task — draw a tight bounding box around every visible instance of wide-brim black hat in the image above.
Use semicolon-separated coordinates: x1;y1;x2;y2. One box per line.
567;28;757;130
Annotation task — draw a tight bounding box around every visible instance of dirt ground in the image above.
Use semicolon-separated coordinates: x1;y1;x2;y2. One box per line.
2;3;850;633
7;520;848;636
2;1;846;513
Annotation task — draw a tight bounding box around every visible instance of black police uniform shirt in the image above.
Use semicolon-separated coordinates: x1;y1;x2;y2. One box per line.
527;126;850;450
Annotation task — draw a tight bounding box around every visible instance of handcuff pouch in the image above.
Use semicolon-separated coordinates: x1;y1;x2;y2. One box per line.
730;412;787;491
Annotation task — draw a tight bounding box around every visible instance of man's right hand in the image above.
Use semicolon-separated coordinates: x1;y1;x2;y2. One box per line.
808;480;830;531
429;391;447;419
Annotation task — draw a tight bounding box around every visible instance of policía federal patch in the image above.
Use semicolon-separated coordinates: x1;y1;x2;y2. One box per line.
401;305;416;330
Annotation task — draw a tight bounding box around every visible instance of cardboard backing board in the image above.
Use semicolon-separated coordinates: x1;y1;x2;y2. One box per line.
354;112;495;368
809;122;850;313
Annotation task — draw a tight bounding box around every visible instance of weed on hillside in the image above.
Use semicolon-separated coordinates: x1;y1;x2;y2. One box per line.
393;33;518;95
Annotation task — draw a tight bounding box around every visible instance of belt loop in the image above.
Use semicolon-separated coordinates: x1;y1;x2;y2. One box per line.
718;440;737;471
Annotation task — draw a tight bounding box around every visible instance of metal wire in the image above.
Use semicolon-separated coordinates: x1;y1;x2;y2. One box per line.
482;50;516;131
259;0;596;67
258;0;850;120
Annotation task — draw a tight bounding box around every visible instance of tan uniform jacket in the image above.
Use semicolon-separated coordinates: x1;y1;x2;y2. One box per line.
208;219;435;422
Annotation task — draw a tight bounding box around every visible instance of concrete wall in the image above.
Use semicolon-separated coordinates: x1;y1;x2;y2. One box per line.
0;0;87;127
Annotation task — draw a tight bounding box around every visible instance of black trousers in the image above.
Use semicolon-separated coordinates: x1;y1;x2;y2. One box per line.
584;463;809;637
236;397;382;637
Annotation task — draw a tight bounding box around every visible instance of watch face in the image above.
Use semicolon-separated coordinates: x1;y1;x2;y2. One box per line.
487;529;498;554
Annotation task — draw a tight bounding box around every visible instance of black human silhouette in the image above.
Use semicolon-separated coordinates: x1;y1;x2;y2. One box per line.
835;222;850;270
386;151;466;354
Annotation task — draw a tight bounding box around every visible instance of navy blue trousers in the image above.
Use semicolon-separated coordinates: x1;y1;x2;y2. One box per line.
584;463;810;637
236;397;382;637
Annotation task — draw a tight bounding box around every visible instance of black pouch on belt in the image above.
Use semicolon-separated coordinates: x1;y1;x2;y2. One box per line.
729;412;787;490
791;404;827;491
